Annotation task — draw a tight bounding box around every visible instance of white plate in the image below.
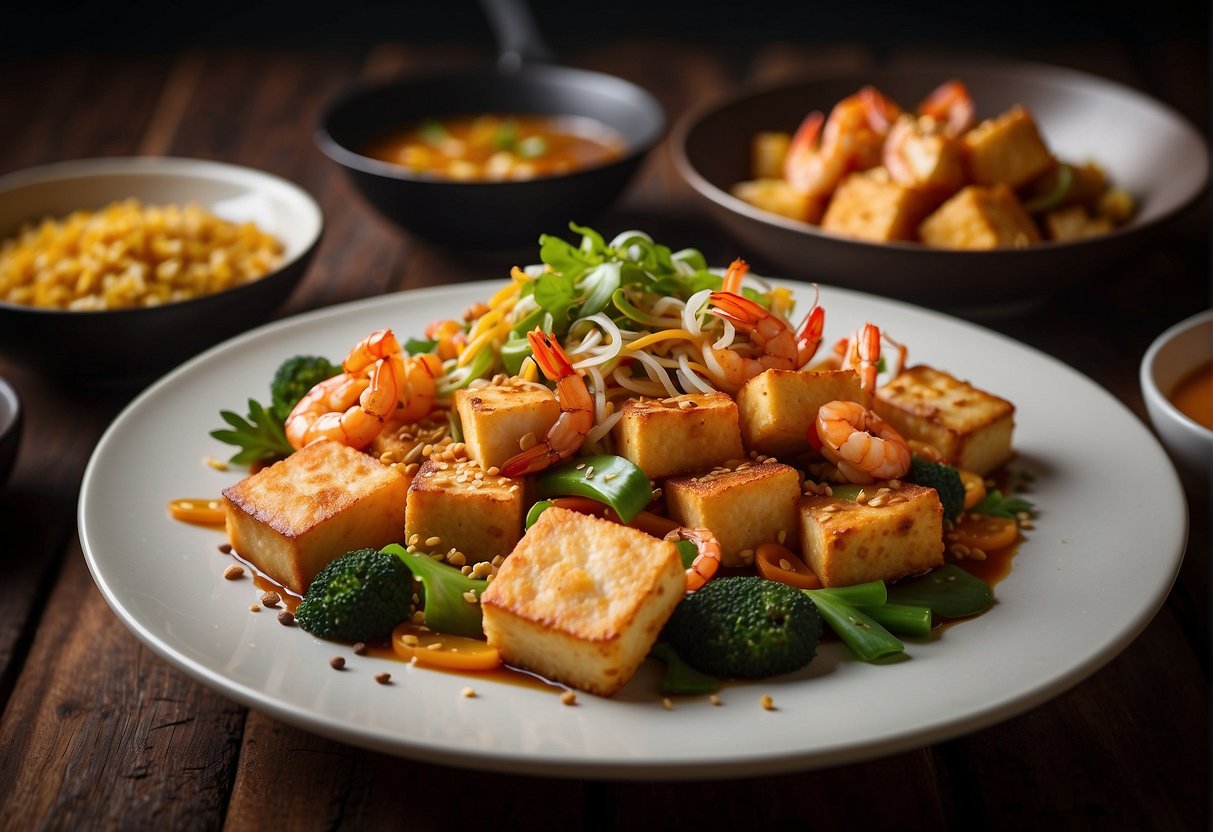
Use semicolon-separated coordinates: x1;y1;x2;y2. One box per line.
80;280;1187;779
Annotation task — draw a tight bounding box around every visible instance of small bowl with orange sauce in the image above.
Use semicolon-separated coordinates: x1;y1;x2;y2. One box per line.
1141;309;1212;483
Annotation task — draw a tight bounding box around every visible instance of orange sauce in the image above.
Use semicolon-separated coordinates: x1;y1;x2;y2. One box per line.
364;113;626;181
1169;361;1213;429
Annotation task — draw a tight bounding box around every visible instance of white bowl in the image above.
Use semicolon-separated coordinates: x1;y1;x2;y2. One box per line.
0;376;20;490
0;156;324;384
1140;309;1212;482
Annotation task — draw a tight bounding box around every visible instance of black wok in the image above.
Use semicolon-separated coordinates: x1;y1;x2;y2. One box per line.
316;0;665;251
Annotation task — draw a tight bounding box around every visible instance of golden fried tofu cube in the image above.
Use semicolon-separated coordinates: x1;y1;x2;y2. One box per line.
612;392;745;479
367;411;453;490
455;381;560;471
1043;204;1114;241
872;365;1015;476
736;368;864;457
800;483;944;587
405;456;527;561
963;105;1056;188
884;115;968;195
481;507;684;696
665;461;801;567
730;178;825;224
222;439;407;595
752;131;792;179
821;169;931;242
918;184;1041;250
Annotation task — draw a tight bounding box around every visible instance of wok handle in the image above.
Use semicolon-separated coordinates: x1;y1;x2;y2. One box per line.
479;0;554;71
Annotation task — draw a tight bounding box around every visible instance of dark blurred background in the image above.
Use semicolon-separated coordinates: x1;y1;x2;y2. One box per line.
8;0;1208;56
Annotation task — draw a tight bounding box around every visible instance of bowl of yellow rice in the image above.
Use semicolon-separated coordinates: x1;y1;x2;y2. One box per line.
0;157;323;384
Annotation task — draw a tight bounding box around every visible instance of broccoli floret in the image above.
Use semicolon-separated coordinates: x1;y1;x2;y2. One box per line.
295;548;413;642
662;577;822;678
906;457;965;522
270;355;340;420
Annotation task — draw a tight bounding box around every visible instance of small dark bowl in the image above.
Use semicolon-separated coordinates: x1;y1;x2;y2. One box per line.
673;59;1209;314
0;157;323;385
0;377;19;491
316;66;665;250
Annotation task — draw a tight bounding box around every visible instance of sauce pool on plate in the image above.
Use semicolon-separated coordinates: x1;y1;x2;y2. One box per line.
1169;361;1213;429
363;114;626;181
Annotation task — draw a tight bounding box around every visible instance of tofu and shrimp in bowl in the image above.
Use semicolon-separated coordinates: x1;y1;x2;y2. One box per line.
732;79;1134;248
191;225;1033;699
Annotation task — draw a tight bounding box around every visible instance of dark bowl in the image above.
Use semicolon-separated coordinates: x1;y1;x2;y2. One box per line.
316;65;665;250
672;59;1209;314
0;376;19;491
0;157;323;385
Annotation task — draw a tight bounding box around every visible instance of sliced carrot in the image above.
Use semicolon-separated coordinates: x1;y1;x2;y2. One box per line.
958;469;987;510
167;498;226;526
754;543;823;590
391;623;501;672
951;514;1019;551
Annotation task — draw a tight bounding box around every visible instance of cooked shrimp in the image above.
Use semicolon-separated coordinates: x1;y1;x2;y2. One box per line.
670;527;722;592
285;328;441;450
499;330;594;477
720;258;749;294
917;79;974;138
706;291;799;390
706;289;828;389
815;399;911;484
882;80;972;192
794;285;826;369
784;86;900;198
837;322;881;394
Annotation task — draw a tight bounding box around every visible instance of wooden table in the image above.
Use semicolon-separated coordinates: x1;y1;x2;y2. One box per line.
1;30;1208;831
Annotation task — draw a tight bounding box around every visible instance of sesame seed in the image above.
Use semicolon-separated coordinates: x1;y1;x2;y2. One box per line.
426;642;443;650
561;691;577;706
401;634;419;646
223;564;244;580
760;695;775;711
460;687;476;698
779;558;792;571
662;697;673;710
519;432;537;451
425;536;443;548
462;590;478;604
375;672;392;685
204;456;229;471
777;530;787;544
248;604;260;613
575;462;586;470
330;656;346;670
486;466;501;477
709;694;721;706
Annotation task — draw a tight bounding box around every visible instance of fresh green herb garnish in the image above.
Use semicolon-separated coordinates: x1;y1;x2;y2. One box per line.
211;398;293;466
211;355;339;466
971;489;1035;520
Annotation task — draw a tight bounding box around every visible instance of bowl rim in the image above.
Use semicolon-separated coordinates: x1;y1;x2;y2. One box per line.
0;155;324;318
1140;308;1213;441
670;57;1210;258
314;65;667;188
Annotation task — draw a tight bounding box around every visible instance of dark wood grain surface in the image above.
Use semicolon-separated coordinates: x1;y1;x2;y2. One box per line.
0;26;1208;831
